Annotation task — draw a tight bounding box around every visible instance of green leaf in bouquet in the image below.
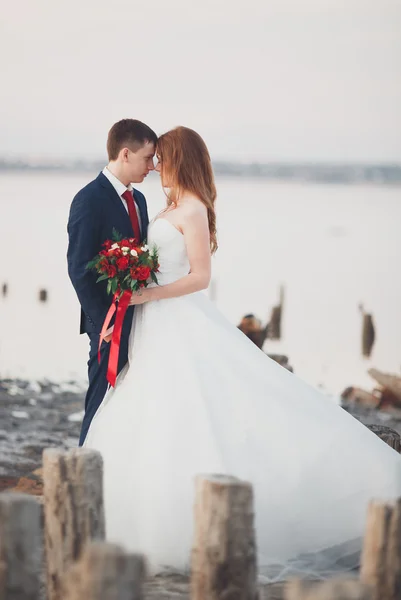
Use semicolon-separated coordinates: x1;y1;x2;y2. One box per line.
86;258;98;270
96;273;109;283
130;279;138;291
111;278;118;294
107;280;112;295
150;271;159;284
112;228;123;242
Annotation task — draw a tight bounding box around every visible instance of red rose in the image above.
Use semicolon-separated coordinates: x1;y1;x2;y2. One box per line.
130;267;137;278
135;266;151;281
102;240;112;250
99;259;109;272
99;250;108;256
107;265;117;278
116;256;129;271
120;239;131;248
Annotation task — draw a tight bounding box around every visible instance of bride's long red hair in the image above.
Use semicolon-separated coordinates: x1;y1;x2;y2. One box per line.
156;127;218;254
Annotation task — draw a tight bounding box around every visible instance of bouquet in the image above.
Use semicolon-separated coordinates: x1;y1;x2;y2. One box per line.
86;229;160;387
86;228;160;298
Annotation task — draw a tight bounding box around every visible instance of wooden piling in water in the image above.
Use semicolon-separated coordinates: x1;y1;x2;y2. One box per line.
64;542;145;600
0;492;42;600
39;289;48;302
360;498;401;600
43;448;105;600
191;474;258;600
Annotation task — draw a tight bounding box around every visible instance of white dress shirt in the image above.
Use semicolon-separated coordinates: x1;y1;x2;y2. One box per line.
102;167;142;232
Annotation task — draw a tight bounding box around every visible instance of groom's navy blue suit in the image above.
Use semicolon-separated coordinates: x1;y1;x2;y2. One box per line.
67;172;149;445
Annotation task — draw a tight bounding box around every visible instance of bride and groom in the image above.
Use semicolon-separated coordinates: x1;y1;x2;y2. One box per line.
67;119;401;580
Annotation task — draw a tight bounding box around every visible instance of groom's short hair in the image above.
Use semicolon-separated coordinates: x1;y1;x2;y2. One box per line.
107;119;157;161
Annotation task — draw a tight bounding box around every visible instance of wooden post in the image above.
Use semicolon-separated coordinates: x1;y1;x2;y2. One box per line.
360;498;401;600
39;289;48;302
43;448;105;600
286;579;372;599
191;474;257;600
368;369;401;406
64;542;145;600
0;492;42;600
386;498;401;600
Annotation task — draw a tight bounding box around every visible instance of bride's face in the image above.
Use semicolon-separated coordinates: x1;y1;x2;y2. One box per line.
155;155;174;188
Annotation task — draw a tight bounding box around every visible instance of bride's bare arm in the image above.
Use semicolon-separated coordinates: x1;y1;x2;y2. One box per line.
129;204;211;305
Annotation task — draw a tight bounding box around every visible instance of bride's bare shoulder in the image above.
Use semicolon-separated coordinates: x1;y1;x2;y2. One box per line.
180;196;208;221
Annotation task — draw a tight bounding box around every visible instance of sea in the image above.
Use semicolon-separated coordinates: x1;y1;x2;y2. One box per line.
0;171;400;396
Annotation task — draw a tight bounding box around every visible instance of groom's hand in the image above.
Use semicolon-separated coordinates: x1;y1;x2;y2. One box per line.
103;326;114;343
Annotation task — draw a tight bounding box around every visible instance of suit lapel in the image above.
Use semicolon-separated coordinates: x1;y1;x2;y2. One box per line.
97;172;133;234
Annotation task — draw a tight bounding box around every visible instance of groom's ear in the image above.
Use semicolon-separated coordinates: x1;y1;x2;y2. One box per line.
121;148;130;162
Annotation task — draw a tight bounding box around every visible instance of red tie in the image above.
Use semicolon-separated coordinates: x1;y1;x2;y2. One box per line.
122;190;141;243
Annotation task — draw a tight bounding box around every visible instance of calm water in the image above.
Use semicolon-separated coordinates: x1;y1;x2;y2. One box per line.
0;171;400;394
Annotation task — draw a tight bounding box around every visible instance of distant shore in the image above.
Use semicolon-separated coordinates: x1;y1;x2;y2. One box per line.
1;159;401;184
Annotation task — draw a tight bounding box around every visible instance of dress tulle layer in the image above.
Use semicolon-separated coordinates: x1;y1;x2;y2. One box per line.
85;218;401;581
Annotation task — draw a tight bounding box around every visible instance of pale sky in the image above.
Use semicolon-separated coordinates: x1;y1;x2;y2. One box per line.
1;0;400;162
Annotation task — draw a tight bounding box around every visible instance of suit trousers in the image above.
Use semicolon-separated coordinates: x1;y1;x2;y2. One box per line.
79;326;130;446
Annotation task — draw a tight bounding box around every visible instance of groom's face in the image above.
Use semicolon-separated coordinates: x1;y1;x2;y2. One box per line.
127;141;155;183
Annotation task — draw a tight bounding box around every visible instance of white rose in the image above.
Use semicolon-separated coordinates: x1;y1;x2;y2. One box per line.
141;245;149;252
111;243;119;250
130;249;138;257
121;246;130;254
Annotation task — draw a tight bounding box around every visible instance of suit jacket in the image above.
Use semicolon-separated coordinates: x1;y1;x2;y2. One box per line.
67;172;149;334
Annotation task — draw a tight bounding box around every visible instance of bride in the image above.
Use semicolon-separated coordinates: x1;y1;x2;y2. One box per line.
85;126;401;581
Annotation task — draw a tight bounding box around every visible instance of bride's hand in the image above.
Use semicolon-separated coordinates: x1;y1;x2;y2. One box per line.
129;289;151;305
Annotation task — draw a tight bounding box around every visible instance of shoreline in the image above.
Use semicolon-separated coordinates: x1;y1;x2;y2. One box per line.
0;378;83;487
1;376;401;492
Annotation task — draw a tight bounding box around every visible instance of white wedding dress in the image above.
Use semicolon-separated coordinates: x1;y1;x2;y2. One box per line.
85;217;401;581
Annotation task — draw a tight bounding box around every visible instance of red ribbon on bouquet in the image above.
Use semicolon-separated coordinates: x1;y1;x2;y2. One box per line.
98;289;132;387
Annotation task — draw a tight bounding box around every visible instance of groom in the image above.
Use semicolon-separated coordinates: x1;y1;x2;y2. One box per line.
67;119;157;445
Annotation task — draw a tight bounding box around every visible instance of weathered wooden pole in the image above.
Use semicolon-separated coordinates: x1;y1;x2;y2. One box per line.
286;578;372;599
43;448;105;600
386;498;401;600
360;498;401;600
39;289;48;302
191;474;258;600
64;542;145;600
0;492;42;600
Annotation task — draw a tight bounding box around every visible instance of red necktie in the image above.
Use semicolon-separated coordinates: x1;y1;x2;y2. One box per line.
122;190;141;243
